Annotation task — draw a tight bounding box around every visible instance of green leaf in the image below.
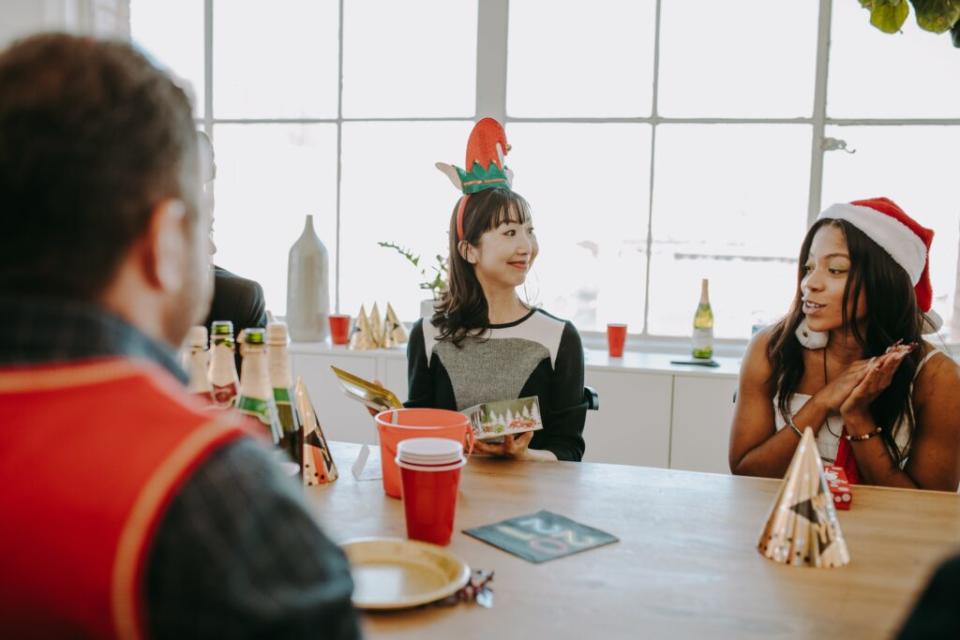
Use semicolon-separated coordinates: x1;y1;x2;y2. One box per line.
911;0;960;33
870;0;910;33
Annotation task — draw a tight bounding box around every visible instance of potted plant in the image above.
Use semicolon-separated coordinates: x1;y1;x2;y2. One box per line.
378;242;448;318
858;0;960;45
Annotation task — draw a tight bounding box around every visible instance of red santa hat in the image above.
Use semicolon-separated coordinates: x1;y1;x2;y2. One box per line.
817;197;940;332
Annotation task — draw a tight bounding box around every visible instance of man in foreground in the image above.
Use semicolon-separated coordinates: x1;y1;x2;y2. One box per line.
0;34;360;639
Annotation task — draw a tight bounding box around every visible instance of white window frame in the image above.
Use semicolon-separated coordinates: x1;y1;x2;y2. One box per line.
191;0;960;355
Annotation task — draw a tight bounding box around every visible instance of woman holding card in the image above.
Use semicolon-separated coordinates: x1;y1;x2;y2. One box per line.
729;198;960;491
405;118;586;462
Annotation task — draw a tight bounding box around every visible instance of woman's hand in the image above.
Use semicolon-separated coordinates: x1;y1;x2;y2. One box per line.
813;358;874;412
840;347;913;423
472;431;535;460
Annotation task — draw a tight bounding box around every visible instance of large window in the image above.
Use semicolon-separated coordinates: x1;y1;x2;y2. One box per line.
132;0;960;340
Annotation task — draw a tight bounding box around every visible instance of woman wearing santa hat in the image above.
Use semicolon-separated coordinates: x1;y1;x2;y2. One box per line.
729;197;960;491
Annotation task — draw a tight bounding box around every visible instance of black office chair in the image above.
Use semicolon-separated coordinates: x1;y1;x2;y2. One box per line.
584;386;599;411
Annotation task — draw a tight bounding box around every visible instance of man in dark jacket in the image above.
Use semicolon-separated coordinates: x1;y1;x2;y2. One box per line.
197;131;269;339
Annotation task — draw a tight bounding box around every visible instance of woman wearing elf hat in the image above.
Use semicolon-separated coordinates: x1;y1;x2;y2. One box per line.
730;198;960;491
405;118;587;462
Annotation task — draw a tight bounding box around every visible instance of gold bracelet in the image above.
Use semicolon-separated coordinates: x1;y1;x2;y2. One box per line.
843;426;883;442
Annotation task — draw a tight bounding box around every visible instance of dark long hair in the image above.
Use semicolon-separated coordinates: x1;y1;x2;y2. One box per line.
432;188;532;346
767;218;924;466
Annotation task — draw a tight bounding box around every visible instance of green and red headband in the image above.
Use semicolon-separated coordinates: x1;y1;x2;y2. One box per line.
435;117;513;241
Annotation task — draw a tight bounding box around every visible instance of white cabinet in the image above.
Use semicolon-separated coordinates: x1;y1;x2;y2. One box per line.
583;370;672;468
288;344;742;473
383;358;409;404
669;376;739;474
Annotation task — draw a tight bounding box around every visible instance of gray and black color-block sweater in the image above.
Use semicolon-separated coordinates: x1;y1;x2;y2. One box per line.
405;308;586;461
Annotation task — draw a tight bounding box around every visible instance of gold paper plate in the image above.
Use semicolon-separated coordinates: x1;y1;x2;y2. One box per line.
342;537;470;610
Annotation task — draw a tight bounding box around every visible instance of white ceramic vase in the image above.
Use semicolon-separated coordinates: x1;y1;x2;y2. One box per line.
286;215;330;342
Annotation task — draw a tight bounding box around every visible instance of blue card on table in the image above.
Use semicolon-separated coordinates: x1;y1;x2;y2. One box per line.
463;510;618;563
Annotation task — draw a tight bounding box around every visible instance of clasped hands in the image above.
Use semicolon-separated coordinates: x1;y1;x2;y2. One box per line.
815;342;916;433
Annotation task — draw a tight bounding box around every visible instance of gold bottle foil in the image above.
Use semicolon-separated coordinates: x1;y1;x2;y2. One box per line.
757;428;850;568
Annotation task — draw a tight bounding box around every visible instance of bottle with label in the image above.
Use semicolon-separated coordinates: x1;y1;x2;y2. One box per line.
237;328;283;445
184;325;213;404
208;320;240;408
267;322;303;468
692;278;714;359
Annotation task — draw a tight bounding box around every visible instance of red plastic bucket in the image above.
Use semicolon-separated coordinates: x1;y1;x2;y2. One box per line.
396;438;466;546
374;408;474;499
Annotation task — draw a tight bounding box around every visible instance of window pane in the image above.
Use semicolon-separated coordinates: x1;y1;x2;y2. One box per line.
214;0;338;119
658;0;818;118
821;125;960;332
339;122;473;321
507;0;656;117
131;0;204;116
828;1;960;118
648;125;811;338
342;0;476;118
507;124;652;331
211;124;338;316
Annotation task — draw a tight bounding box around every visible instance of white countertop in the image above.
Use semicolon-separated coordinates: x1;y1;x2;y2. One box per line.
288;341;741;378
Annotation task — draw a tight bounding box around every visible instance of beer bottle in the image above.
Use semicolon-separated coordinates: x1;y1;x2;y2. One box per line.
267;322;303;467
184;325;213;404
208;320;240;408
692;278;714;359
237;328;283;445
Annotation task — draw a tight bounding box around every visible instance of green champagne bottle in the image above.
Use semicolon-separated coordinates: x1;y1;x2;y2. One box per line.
208;320;239;408
267;322;302;469
237;328;283;446
692;278;714;359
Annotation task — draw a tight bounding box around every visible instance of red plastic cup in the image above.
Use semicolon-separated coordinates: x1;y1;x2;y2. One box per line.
375;408;474;499
607;323;627;357
329;314;351;345
396;438;465;546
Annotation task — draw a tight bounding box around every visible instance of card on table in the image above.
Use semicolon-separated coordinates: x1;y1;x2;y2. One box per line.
463;510;618;563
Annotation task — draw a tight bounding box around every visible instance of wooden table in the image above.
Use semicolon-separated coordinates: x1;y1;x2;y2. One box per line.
308;442;960;639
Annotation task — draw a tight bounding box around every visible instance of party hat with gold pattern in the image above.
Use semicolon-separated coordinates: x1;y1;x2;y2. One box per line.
384;302;408;347
757;428;850;568
368;302;384;348
295;377;338;485
348;304;375;351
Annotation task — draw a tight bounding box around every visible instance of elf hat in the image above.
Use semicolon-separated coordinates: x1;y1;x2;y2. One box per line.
435;117;514;241
818;197;941;333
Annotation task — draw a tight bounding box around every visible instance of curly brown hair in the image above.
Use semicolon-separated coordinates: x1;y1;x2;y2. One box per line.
0;33;198;300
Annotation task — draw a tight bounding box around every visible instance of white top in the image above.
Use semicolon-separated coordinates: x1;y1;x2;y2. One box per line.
773;349;941;466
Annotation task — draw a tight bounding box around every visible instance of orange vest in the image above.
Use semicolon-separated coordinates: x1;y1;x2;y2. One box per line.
0;358;249;639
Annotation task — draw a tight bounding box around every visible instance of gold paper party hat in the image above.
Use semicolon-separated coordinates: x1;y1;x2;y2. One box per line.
295;377;338;485
369;302;384;348
385;302;408;346
349;305;375;350
757;428;850;568
381;311;394;349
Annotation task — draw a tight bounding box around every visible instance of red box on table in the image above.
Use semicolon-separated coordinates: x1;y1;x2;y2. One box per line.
823;464;852;510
